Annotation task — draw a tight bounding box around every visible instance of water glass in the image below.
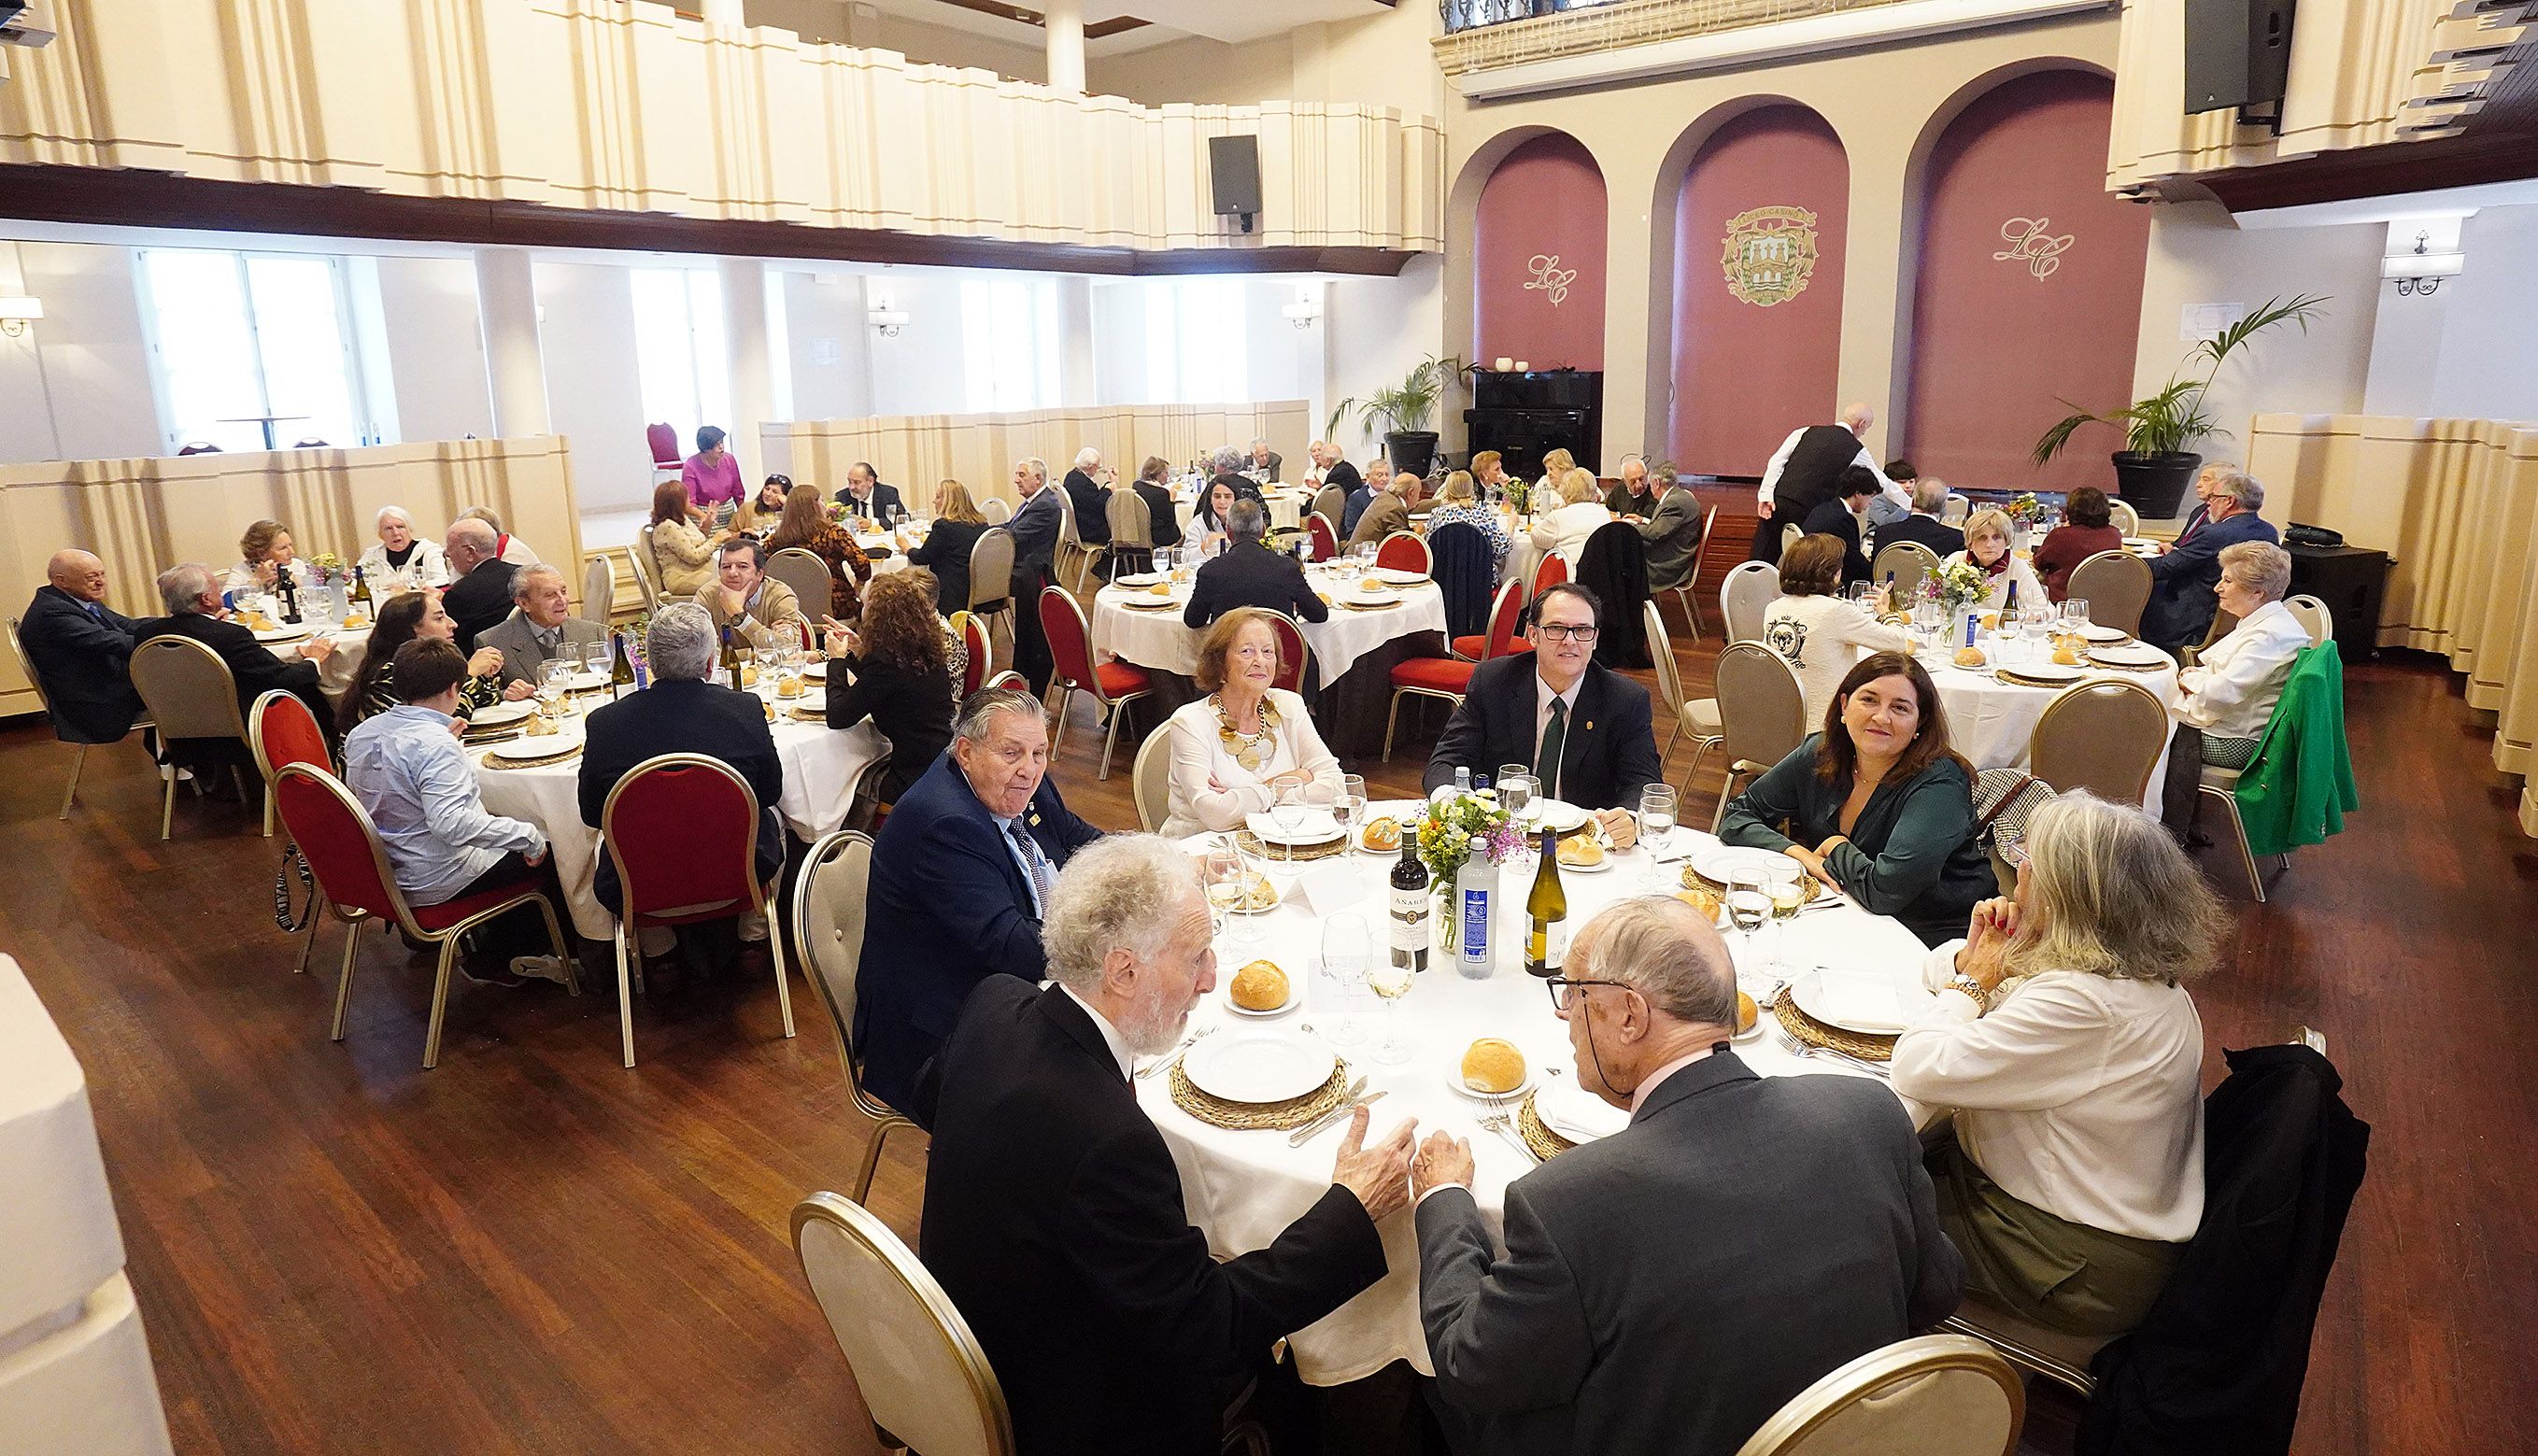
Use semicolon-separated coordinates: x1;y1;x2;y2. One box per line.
1269;784;1308;867
584;640;612;683
1638;784;1677;888
1367;959;1414;1067
1724;868;1771;987
1321;913;1368;1047
1331;773;1367;844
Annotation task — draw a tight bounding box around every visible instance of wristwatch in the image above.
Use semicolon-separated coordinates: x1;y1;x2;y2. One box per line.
1943;975;1992;1014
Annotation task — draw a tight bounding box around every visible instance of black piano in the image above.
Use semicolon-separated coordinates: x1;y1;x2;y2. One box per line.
1463;369;1602;481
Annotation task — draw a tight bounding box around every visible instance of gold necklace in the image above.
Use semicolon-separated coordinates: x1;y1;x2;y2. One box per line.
1212;692;1282;773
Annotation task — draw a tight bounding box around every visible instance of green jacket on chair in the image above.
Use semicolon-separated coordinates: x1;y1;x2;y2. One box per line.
2235;644;2358;857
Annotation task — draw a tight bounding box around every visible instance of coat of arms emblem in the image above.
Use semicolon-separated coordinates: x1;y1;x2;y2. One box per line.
1721;205;1819;306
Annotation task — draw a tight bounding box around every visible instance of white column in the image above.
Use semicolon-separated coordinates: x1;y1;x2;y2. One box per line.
719;257;775;482
1056;276;1096;408
1044;0;1085;94
473;247;550;437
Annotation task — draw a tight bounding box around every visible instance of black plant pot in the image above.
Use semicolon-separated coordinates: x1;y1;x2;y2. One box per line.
2110;450;2202;520
1384;431;1439;481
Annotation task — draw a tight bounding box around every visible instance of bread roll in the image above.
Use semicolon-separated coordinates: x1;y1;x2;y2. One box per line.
1359;576;1385;593
1231;961;1289;1012
1556;833;1605;868
1361;815;1401;852
1147;582;1171;598
2052;643;2081;667
1953;646;1987;669
1737;990;1759;1034
776;674;803;699
1461;1038;1527;1094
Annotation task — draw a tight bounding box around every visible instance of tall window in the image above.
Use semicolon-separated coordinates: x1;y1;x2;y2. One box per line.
631;267;731;443
959;276;1061;412
1141;277;1247;404
137;249;372;451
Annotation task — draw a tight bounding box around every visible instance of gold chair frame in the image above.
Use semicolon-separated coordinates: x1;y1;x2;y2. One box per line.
7;613;156;821
2029;679;2170;807
2067;551;2152;637
1696;642;1807;831
631;526;662;612
792;831;923;1204
1719;559;1779;644
1129;722;1173;832
129;633;253;841
1734;1333;2022;1456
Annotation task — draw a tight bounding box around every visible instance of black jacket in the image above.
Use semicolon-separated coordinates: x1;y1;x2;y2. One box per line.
828;653;955;805
441;558;519;654
1774;424;1864;519
134;611;331;744
904;518;987;615
1182;543;1328;629
920;979;1387;1456
576;678;787;907
1008;488;1065;580
1802;499;1873;587
835;481;905;520
1062;469;1112;544
2079;1043;2370;1456
1871;514;1966;561
1423;652;1663;812
20;585;145;742
1134;481;1183;549
1574;520;1652;671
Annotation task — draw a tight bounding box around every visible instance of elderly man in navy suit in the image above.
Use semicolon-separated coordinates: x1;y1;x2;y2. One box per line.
2143;468;2280;651
19;549;148;747
858;685;1103;1120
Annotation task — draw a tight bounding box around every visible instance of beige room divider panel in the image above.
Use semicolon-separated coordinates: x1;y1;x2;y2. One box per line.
768;403;1313;511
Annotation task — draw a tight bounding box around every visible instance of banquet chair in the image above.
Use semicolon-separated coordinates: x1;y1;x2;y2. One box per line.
1732;1334;2022;1456
1696;643;1808;831
1049;488;1092;594
981;496;1013;526
952;611;993;698
1375;531;1430;575
2029;680;2169;807
128;634;252;841
1870;540;1941;605
273;763;572;1070
793;1192;1014;1456
1105;490;1156;578
793;831;922;1204
1039;587;1152;779
646;422;682;482
1382;647;1476;763
601;754;798;1067
2287;593;2333;648
967;528;1017;665
630;527;662;612
1642;601;1718;780
1453;580;1524;664
1720;560;1779;643
248;689;329;844
1939;1304;2111;1400
2107;498;2142;536
1313;483;1346;525
766;547;834;615
1531;550;1567;604
6;614;156;821
1941;492;1971;526
984;670;1029;693
1305;511;1340;563
1265;611;1310;695
1658;502;1723;644
1131;726;1172;833
2067;552;2152;637
580;554;615;625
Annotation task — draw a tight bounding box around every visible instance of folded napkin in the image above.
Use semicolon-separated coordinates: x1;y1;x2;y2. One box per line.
1535;1079;1630;1143
1809;968;1909;1034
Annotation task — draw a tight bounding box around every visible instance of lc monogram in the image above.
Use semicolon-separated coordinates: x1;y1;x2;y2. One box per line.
1523;253;1579;306
1993;218;2076;280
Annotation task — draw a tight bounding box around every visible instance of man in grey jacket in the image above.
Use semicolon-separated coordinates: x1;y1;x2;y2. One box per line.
476;564;607;686
1632;464;1707;594
1411;896;1963;1456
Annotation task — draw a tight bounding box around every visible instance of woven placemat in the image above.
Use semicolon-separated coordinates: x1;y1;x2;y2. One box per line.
1170;1059;1352;1131
1771;986;1897;1062
479;745;583;770
1234;831;1350;863
1517;1091;1577;1162
1681;864;1824;906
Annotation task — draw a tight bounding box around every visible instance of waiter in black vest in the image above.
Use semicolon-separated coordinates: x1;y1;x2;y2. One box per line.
1752;403;1886;563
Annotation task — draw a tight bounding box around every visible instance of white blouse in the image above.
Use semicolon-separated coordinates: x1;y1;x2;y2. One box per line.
356;538;450;590
1160;689;1343;838
1530;502;1615;567
1760;593;1918;727
1893;946;2206;1243
1941;549;2046;614
2176;598;2308;740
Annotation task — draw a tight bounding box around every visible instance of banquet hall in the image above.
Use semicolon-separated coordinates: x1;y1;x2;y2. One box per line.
1;1;2531;1453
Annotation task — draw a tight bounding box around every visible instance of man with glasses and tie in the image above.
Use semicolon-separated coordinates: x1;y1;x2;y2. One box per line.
858;685;1103;1121
1423;583;1661;847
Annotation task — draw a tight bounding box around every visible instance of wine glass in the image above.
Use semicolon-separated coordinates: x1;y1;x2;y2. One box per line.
1638;785;1677;890
1321;913;1368;1048
1202;846;1246;943
1765;872;1808;986
1330;773;1366;848
2018;601;2053;665
1724;867;1771;988
1269;783;1308;868
1367;958;1414;1067
534;660;570;721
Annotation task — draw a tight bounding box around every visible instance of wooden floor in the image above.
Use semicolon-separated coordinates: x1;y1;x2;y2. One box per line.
4;612;2532;1454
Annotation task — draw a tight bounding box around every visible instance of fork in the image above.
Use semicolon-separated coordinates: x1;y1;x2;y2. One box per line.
1477;1097;1539;1164
1136;1025;1216;1081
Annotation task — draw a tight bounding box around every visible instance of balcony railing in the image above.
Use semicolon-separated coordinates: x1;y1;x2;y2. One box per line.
1437;0;1915;73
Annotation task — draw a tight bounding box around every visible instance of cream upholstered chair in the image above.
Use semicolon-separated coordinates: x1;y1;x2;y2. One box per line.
128;633;252;841
967;527;1017;664
1780;521;1803;557
2029;680;2170;806
1869;540;1941;604
1941;491;1971;526
1941;1304;2112;1398
2067;551;2153;636
793;831;922;1204
1105;488;1155;578
1642;600;1716;780
1702;642;1808;831
1657;502;1720;643
631;526;662;611
1312;483;1346;525
981;496;1013;526
2286;592;2333;648
766;547;834;615
1720;560;1780;643
793;1192;1014;1456
1131;723;1173;832
1733;1333;2023;1456
2108;497;2142;536
580;554;615;625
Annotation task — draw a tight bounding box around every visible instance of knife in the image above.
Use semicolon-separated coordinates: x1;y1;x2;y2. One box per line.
1287;1086;1383;1147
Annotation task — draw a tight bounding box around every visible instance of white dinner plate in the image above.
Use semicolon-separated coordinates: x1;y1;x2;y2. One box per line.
1121;594;1183;611
1352;801;1423;855
2120;536;2161;550
2089;642;2171;669
1526;799;1593;835
782;691;828;716
1534;1076;1629;1143
1689;844;1805;888
2076;622;2130;643
1998;662;2085;687
802;660;828;680
1790;966;1935;1036
485;729;585;764
1226;988;1297;1018
465;700;535;729
1372;567;1430;586
1183;1031;1336;1104
251;625;308;643
1445;1067;1537;1101
559;671;610;692
1340;588;1401;609
1553;841;1615;873
1245;810;1342;846
1113;572;1167;587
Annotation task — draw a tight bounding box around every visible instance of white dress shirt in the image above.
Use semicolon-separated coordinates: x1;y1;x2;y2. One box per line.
1534;671;1583;796
1758;425;1902;512
1893;946;2206;1243
2175;598;2308;740
1159;689;1344;838
1059;984;1135;1081
342;704;546;906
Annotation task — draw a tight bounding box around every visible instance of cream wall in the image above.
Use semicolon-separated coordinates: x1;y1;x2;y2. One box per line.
0;243;160;463
370;257;498;445
2421;206;2538;424
744;0;1046;78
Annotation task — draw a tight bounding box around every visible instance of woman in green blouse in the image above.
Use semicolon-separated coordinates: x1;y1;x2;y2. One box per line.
1719;651;1993;945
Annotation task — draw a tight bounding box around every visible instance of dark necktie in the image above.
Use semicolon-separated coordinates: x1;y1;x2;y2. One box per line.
1008;819;1054;918
1536;699;1568;799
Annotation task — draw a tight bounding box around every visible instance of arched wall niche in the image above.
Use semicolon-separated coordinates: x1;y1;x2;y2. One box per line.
1470;131;1609;372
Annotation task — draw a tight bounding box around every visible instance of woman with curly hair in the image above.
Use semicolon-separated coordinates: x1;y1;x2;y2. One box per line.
823;569;955;805
337;588;527;733
765;481;872;619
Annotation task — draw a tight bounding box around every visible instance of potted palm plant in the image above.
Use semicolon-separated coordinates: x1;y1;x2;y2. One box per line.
1327;355;1466;481
2033;294;2326;519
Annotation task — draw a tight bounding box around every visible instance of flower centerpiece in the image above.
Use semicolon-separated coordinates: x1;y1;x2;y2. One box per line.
1416;789;1521;898
825;500;851;529
1925;557;1991;620
2005;491;2040;523
305;551;348;587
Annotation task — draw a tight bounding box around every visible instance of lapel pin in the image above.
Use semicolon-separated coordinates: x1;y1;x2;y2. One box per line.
1584;720;1595;731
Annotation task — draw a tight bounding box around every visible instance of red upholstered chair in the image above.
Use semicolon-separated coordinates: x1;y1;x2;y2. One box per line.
1305;512;1340;563
1532;551;1569;601
1382;653;1475;762
600;753;798;1068
647;422;681;479
1452;579;1524;663
984;670;1028;693
273;763;570;1069
1375;531;1430;574
249;689;330;841
950;611;992;699
1266;611;1310;694
1039;586;1151;779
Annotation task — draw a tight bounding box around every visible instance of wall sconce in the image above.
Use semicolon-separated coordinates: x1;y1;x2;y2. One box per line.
1281;292;1322;331
0;295;41;337
868;292;909;338
2383;229;2465;297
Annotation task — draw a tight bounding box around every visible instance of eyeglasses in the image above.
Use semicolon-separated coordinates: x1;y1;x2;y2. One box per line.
1536;624;1599;643
1545;976;1626;1012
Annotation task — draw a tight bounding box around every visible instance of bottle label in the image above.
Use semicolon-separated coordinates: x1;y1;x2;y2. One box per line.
1389;885;1427;968
1460;884;1491;961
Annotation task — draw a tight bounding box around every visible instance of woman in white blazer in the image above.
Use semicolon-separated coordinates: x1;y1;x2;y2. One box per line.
1160;607;1343;838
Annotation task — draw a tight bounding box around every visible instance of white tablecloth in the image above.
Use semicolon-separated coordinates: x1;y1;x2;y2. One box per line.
1091;571;1447;685
1919;646;2178;811
471;686;891;938
1139;822;1925;1385
259;624;370;699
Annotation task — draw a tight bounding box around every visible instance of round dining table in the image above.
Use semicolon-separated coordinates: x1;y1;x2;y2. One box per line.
1911;643;2178;811
256;621;371;699
1136;812;1930;1385
1090;565;1446;686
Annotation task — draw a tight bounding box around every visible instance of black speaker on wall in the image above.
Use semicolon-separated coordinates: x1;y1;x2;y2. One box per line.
2184;0;2297;116
1208;134;1262;233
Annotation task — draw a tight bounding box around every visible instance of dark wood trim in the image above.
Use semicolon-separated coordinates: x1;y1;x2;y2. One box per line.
2197;129;2538;213
0;164;1418;276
